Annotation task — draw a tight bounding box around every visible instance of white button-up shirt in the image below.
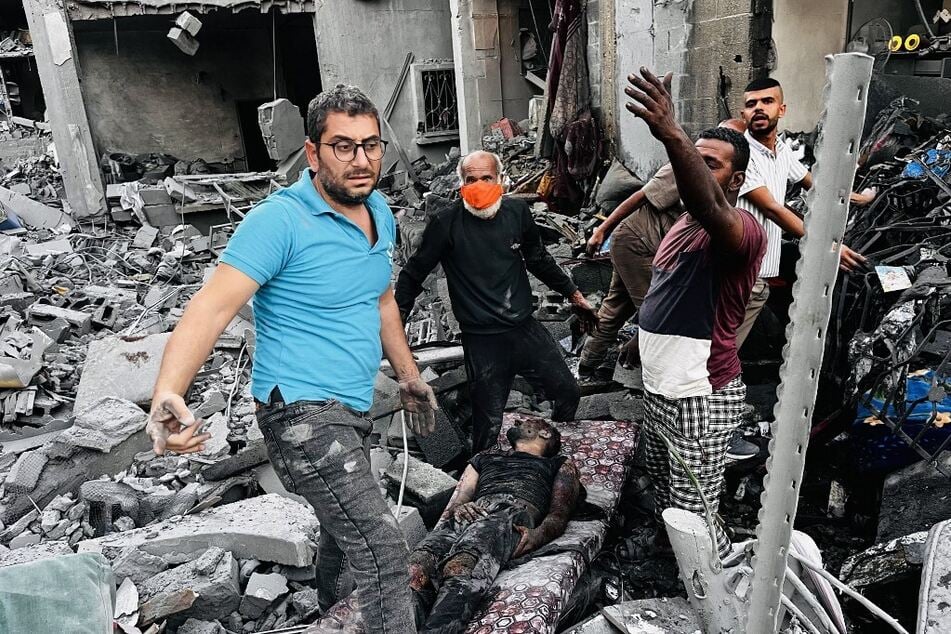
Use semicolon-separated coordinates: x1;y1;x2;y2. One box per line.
736;131;808;278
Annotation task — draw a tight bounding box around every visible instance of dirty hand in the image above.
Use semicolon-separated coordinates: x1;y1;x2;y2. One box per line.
586;227;606;257
147;392;209;455
624;67;678;140
399;376;439;437
839;245;868;273
569;291;599;334
452;502;488;526
618;337;640;369
513;525;543;558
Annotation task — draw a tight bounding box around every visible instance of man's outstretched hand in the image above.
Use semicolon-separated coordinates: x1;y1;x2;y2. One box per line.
513;525;543;557
624;67;678;141
399;376;439;437
147;392;209;455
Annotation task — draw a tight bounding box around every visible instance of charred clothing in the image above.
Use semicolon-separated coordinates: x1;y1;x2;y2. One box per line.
470;451;568;520
412;495;533;633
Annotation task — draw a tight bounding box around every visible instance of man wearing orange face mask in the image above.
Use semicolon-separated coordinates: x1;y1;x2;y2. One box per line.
395;151;598;453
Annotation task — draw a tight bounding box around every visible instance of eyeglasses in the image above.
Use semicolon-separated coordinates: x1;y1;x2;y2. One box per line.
319;139;388;162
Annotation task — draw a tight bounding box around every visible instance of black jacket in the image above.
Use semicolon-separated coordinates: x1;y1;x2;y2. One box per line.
395;198;577;334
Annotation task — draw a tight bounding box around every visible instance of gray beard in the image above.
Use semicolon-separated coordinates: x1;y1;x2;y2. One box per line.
463;197;502;220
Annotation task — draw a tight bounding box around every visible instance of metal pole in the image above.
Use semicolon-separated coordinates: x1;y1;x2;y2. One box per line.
746;52;873;633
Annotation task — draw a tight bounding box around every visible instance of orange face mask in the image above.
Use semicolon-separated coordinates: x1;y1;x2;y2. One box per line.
460;181;503;210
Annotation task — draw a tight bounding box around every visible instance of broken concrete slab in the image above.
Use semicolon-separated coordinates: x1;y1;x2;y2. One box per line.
601;597;701;632
919;518;951;633
257;98;305;162
139;547;239;625
24;239;73;257
78;494;318;567
74;332;172;412
202;441;268;481
0;540;72;567
0;185;73;230
112;547;170;585
28;304;91;334
878;451;951;541
840;531;928;589
383;454;457;527
253;463;308;507
0;397;149;526
239;571;288;618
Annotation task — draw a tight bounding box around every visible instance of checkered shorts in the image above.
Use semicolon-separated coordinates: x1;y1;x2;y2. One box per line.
643;376;746;556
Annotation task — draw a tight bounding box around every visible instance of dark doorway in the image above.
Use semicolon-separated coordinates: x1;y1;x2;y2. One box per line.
236;99;273;172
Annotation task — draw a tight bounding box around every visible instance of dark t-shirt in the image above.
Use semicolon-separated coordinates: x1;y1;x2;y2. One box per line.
394;199;578;334
638;209;766;398
470;450;567;517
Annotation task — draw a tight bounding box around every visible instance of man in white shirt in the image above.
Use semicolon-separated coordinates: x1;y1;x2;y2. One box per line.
735;77;866;345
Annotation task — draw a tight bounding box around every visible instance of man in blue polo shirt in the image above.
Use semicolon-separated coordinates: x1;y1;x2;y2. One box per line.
147;85;436;633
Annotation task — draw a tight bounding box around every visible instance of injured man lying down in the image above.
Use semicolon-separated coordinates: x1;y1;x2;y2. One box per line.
408;417;582;633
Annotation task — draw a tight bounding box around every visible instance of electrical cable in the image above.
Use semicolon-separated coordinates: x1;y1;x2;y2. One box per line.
913;0;937;39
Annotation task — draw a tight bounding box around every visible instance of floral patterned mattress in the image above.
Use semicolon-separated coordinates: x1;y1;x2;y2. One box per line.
310;414;640;634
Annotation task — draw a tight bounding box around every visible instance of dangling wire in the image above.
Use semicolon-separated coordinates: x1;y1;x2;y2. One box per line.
111;5;119;56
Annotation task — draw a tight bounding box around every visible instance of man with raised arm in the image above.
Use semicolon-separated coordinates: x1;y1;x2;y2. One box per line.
624;67;766;557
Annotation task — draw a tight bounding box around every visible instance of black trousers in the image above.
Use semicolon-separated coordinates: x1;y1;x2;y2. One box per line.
462;317;580;453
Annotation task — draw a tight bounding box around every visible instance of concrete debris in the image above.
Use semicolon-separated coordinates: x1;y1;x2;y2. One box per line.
840;531;928;589
4;449;48;491
78;494;318;566
167;26;199;56
175;11;202;37
0;540;72;567
177;619;225;634
239;571;288;618
73;333;172;412
291;587;322;622
383;454;457;527
8;531;40;549
112;546;169;585
0;397;149;525
257;99;305;162
877;450;951;541
139;547;240;625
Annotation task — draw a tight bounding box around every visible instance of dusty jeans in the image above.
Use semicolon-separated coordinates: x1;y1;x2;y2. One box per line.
411;495;534;633
256;392;416;634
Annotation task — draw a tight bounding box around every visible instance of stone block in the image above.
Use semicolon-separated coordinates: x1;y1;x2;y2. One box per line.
414;408;465;468
291;588;321;621
383;454;457;527
0;398;149;526
878;452;951;541
394;505;426;549
257;99;305;162
840;531;927;589
9;532;39;549
112;547;170;585
239;572;288;618
167;26;199;56
178;619;225;634
28;304;91;334
78;494;318;567
74;333;172;412
175;11;202;36
139;548;239;625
